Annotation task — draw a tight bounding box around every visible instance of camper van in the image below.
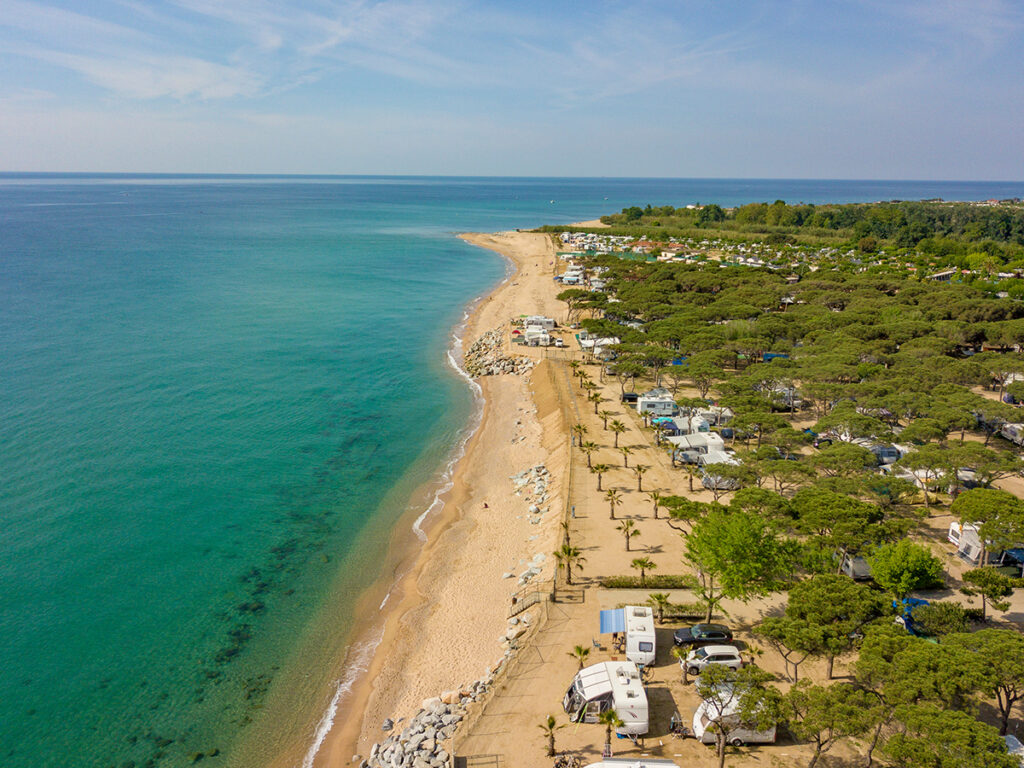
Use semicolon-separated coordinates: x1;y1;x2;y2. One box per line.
692;697;777;747
624;606;656;666
563;662;649;736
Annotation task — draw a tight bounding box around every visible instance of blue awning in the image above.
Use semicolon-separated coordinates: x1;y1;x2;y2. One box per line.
599;608;626;634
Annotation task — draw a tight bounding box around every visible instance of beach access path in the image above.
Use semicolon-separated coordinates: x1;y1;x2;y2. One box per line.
316;232;572;767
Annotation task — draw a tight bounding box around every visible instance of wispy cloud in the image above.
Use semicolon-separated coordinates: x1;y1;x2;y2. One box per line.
36;50;261;100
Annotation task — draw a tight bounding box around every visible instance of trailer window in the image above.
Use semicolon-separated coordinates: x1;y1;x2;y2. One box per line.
639;642;653;652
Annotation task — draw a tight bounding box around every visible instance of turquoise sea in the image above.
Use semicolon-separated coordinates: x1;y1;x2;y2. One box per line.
2;175;1023;768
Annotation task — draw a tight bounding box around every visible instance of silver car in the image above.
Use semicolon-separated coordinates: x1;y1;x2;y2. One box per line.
682;644;743;676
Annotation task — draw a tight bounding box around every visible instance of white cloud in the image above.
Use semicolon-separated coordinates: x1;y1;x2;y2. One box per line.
15;47;262;100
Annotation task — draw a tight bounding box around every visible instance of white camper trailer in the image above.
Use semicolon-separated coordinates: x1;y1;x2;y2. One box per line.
600;606;656;667
523;315;556;331
692;697;777;746
584;761;680;768
1001;423;1024;447
624;606;656;666
563;662;649;736
948;521;986;564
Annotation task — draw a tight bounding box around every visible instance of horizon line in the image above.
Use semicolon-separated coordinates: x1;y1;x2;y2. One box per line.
2;172;1024;185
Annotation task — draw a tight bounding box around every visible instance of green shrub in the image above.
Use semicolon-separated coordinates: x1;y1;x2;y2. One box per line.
600;574;691;589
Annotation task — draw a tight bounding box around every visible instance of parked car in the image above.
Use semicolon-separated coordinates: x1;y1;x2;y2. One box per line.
621;392;639;404
682;645;743;676
673;623;733;647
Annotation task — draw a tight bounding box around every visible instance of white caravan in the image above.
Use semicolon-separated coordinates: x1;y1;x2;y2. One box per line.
692;697;776;747
948;521;986;564
624;605;656;666
563;662;649;736
584;761;680;768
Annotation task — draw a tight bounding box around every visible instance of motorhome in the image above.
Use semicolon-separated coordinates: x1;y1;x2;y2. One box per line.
692;697;776;746
624;606;656;666
562;662;649;736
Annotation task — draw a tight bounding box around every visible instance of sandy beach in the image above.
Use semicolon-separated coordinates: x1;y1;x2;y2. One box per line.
312;231;570;767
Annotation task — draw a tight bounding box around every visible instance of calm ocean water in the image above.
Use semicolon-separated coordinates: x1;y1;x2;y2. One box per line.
1;175;1022;768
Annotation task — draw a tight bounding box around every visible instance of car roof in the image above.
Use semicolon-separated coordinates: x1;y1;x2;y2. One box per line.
699;645;740;655
695;623;730;633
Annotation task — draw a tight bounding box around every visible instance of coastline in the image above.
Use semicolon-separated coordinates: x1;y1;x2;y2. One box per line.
307;230;569;767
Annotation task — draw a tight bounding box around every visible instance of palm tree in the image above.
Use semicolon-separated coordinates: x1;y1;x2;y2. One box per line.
580;440;598;468
538;715;566;757
605;488;622;520
631;556;656;586
572;423;588;446
568;645;591;670
553;544;585;585
682;461;698;493
671;646;690;685
588;391;602;414
609;419;627;447
618;445;633;468
617;519;640;550
597;710;624;757
592;463;610;492
647;592;670;623
599;410;614;430
633;464;648;492
647;490;663;519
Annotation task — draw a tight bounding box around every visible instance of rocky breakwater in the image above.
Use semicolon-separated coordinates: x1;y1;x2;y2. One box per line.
361;683;488;768
463;328;536;377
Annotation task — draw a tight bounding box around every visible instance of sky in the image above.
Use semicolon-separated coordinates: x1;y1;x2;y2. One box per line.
1;0;1022;178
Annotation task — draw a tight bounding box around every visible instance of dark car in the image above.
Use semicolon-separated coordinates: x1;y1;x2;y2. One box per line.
673;623;733;647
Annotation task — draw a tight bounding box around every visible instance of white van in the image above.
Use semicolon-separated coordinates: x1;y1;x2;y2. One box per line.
692;697;776;746
563;662;649;736
624;605;656;667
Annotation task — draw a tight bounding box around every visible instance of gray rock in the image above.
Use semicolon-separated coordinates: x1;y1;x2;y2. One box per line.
382;718;394;732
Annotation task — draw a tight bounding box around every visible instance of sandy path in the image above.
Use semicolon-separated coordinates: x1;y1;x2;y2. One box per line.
315;232;569;766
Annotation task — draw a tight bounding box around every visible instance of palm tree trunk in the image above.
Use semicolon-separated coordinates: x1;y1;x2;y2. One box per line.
826;654;835;680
